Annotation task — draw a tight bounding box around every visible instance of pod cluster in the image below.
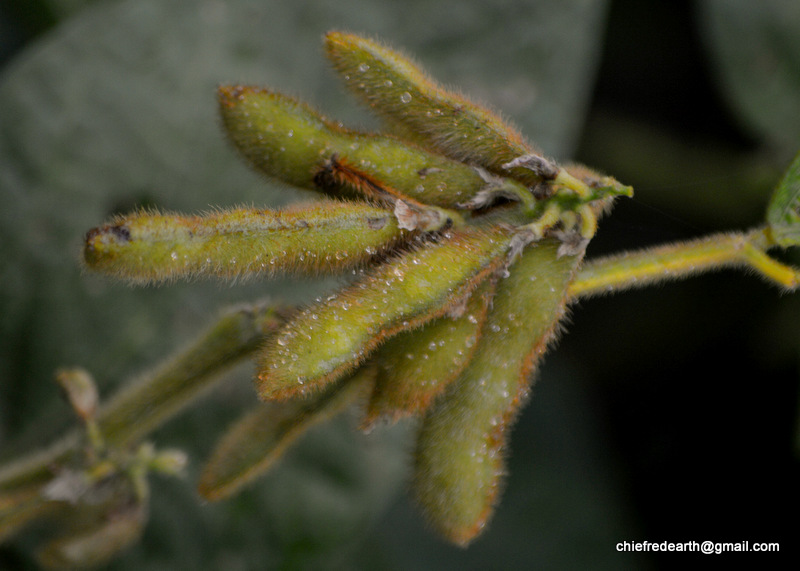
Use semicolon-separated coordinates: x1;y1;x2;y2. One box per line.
84;31;632;546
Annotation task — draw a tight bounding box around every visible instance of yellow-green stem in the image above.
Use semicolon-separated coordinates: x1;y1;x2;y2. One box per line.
97;303;285;447
569;227;799;299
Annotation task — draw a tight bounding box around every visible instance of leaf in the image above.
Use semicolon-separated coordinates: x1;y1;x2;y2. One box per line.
40;0;103;20
767;151;800;247
699;0;800;152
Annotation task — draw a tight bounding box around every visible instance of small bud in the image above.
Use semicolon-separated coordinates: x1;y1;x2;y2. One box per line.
256;226;516;401
55;368;98;422
148;449;188;477
412;237;585;546
563;163;634;209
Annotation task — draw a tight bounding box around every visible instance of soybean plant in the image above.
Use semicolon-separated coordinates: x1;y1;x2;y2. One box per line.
1;31;798;568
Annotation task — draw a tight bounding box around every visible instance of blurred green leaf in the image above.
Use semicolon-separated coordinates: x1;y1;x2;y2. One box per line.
43;0;103;19
767;152;800;247
700;0;800;153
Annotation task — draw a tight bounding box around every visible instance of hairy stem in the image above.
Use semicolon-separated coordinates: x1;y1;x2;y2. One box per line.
98;302;286;447
569;227;799;299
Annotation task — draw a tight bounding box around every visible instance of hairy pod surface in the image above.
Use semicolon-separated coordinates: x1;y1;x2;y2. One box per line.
218;85;534;210
324;31;547;188
412;237;585;546
218;85;337;190
257;226;516;401
363;279;495;427
83;202;405;283
198;366;374;501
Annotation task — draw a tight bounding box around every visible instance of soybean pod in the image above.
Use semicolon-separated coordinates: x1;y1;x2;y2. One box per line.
257;226;517;401
218;85;535;212
83;202;405;283
412;237;585;546
363;278;495;427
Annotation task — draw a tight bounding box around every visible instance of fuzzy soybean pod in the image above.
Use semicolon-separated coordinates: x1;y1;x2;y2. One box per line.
83;201;405;283
324;31;552;189
362;278;495;428
257;226;516;401
218;85;535;212
36;503;146;570
412;237;585;546
198;366;375;502
218;85;338;190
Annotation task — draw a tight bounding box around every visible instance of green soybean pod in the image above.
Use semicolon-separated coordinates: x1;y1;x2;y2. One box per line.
322;139;535;212
412;237;585;546
219;85;535;211
83;201;405;283
324;31;547;188
198;366;374;501
256;226;516;401
363;278;495;427
36;503;146;570
218;85;339;190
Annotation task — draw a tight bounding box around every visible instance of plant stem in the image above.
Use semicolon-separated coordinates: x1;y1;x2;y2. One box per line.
569;227;799;299
97;302;286;447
